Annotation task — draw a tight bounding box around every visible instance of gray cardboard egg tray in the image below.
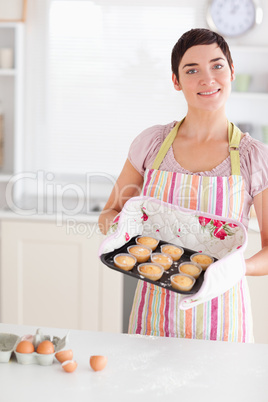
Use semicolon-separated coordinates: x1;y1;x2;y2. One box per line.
0;328;68;365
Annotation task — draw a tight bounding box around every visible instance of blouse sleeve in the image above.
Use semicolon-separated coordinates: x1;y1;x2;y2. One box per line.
243;138;268;198
127;124;164;176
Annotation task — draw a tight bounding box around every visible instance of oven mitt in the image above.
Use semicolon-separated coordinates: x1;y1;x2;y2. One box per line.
99;196;247;310
178;249;246;309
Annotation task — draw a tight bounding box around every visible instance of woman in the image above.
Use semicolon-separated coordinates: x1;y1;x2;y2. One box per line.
98;28;268;342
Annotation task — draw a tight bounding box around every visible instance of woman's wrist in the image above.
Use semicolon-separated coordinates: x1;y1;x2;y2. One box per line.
245;259;253;276
98;209;120;235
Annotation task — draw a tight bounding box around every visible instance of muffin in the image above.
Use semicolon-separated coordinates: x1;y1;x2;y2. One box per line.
114;254;137;271
127;245;151;263
190;253;214;271
160;244;184;261
171;274;195;292
179;261;202;279
138;263;164;281
136;236;159;251
151;253;173;271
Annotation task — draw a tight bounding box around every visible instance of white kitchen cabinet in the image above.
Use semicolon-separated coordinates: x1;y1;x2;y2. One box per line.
0;219;123;333
244;223;268;344
0;22;24;209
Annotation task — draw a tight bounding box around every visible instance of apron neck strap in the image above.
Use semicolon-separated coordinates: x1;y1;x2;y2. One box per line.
152;118;241;175
228;121;241;176
152;118;184;170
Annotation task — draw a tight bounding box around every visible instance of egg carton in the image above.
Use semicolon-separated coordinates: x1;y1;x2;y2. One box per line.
0;333;20;363
0;328;68;366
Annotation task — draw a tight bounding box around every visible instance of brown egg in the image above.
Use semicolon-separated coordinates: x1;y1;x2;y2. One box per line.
62;360;78;373
16;340;35;354
90;355;108;371
55;349;73;363
36;340;55;354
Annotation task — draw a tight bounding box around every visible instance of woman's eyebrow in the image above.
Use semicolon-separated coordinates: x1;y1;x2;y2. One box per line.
182;62;198;69
182;57;225;69
210;57;225;63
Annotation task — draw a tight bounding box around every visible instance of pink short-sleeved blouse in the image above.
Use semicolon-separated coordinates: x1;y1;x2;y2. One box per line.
128;121;268;228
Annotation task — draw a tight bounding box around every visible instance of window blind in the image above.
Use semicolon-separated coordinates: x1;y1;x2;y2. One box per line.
26;0;206;179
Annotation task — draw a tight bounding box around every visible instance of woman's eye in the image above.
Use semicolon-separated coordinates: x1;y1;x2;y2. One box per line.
186;69;198;74
213;64;223;70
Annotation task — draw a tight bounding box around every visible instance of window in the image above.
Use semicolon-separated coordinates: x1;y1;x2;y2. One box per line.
21;0;206;210
25;0;205;175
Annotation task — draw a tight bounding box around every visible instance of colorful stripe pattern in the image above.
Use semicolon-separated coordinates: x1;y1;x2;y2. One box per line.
128;169;253;342
142;169;244;221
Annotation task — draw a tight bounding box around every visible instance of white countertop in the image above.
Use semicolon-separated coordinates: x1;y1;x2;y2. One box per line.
0;208;99;223
1;323;268;402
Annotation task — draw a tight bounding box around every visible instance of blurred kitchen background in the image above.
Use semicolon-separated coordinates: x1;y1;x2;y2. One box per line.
0;0;268;342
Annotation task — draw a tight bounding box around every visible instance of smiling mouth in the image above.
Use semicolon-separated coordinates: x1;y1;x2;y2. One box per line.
198;89;220;96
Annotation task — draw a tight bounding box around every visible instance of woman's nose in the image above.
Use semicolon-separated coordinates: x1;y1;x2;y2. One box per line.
200;71;215;85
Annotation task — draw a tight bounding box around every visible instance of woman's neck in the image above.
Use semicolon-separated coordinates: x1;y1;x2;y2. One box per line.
173;110;231;172
181;110;228;143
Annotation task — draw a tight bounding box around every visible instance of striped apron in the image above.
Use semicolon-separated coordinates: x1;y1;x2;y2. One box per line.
128;119;254;342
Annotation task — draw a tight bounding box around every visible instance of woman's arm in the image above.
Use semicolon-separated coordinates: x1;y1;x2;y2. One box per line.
245;187;268;276
98;159;144;235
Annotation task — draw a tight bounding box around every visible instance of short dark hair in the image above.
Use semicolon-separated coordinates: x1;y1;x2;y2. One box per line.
171;28;233;81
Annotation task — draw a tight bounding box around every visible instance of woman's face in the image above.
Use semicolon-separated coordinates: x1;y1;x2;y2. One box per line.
173;43;234;113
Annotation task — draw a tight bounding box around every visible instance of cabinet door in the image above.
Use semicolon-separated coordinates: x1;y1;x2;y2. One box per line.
0;23;24;180
0;220;123;332
244;227;268;344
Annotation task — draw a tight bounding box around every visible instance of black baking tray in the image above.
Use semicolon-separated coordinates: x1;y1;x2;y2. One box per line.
100;236;216;295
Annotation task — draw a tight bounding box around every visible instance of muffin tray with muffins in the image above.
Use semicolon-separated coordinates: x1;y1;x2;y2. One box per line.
100;236;216;295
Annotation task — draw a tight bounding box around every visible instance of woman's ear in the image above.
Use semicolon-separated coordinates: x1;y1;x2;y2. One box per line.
231;64;235;81
172;73;182;91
